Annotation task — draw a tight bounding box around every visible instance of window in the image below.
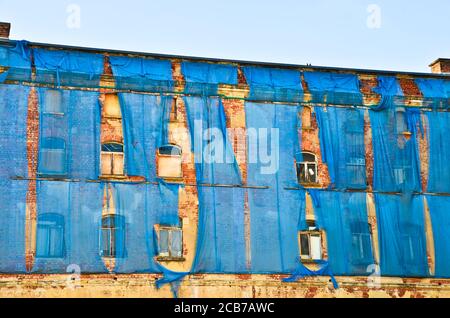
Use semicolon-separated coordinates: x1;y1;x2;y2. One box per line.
36;214;65;258
101;142;125;176
297;152;318;184
345;110;366;187
350;221;373;265
400;224;423;265
395;107;408;134
101;215;126;258
158;227;183;259
299;222;323;261
43;89;64;114
157;144;183;179
170;97;178;122
301;106;312;129
38;137;67;176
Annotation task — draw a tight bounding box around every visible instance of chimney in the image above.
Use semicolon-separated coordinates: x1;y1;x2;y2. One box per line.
0;22;11;39
429;58;450;74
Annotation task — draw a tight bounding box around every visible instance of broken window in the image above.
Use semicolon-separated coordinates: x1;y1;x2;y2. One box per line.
350;221;373;265
299;222;323;261
38;137;67;176
36;214;65;258
101;142;125;177
297;152;318;184
43;89;64;114
101;215;125;258
158;226;183;259
157;144;183;180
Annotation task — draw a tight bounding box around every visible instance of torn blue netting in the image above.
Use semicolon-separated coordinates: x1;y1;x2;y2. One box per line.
303;71;363;105
245;102;305;273
0;41;32;82
369;108;422;192
33;181;107;274
37;88;101;179
315;106;367;189
310;191;374;275
427;195;450;278
415;78;449;110
0;84;29;273
374;194;428;277
33;48;104;87
242;67;303;102
184;96;246;273
426;111;450;193
283;259;339;289
109;56;173;92
372;76;404;110
111;182;181;273
118;93;172;180
181;62;237;95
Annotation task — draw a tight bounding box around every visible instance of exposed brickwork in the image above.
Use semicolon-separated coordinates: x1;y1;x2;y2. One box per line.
0;22;10;39
430;59;450;74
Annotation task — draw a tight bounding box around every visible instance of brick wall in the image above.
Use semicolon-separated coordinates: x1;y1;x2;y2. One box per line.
0;22;10;38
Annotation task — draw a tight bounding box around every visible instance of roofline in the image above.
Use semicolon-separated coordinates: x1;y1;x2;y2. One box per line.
2;38;449;79
429;58;450;67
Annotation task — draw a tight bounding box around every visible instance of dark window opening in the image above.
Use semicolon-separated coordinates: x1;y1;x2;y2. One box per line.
297;152;318;184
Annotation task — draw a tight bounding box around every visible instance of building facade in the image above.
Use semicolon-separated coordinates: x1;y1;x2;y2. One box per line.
0;23;450;298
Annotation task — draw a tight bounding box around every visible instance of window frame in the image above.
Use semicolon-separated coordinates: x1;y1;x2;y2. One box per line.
100;214;126;259
36;213;65;259
299;222;324;262
156;226;184;261
157;144;183;180
101;142;125;177
297;152;319;185
38;137;68;177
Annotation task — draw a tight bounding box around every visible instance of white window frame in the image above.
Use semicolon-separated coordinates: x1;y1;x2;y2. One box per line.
157;226;184;260
298;152;318;185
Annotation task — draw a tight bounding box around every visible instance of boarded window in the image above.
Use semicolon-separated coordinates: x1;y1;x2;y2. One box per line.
158;227;183;259
157;144;183;179
36;214;65;258
101;215;126;258
101;142;124;176
38;137;67;176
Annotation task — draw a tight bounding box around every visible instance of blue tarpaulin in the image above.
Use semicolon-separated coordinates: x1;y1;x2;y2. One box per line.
372;76;404;110
415;78;449;110
375;194;428;277
315;107;367;189
242;66;303;102
303;71;363;105
110;55;173;92
181;62;237;95
0;41;32;82
34;48;104;87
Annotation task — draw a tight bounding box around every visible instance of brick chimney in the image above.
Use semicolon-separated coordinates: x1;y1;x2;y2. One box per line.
0;22;11;39
429;58;450;74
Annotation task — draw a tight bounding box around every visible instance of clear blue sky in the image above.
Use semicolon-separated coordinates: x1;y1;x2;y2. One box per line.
0;0;449;73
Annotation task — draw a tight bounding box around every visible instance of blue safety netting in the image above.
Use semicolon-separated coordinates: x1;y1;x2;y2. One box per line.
181;62;237;95
0;84;30;273
184;96;246;273
118;93;172;180
415;78;449;110
427;195;450;278
315;106;367;189
34;48;104;87
372;75;404;110
303;71;363;105
426;111;450;193
310;191;374;275
242;67;303;102
374;194;428;277
0;41;32;83
245;102;305;273
283;259;339;289
111;181;181;273
33;181;107;273
369;108;422;193
110;56;173;92
37;88;101;179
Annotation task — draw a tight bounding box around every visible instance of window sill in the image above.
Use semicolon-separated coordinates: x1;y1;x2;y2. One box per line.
99;175;127;180
299;182;321;188
156;256;186;262
158;176;184;183
301;126;314;131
